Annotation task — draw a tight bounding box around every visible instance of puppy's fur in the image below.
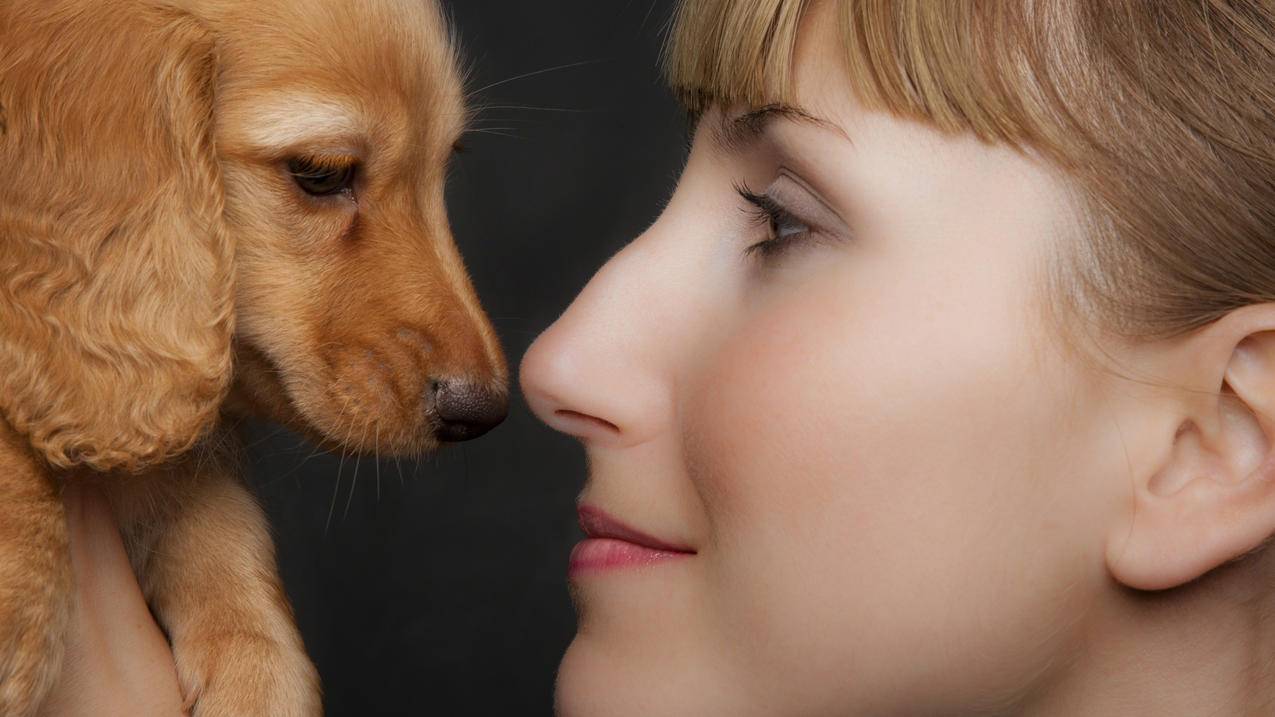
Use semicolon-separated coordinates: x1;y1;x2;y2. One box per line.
0;0;506;714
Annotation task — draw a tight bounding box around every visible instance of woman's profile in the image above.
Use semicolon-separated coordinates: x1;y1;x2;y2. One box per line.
522;0;1275;714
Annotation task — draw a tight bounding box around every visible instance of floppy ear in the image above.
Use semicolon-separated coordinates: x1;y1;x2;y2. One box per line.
0;2;233;473
1106;308;1275;591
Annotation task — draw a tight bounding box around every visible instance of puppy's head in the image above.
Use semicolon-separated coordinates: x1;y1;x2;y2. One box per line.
205;0;507;456
0;0;504;471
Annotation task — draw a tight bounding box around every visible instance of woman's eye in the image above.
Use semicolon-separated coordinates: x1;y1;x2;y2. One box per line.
287;157;356;197
736;184;812;258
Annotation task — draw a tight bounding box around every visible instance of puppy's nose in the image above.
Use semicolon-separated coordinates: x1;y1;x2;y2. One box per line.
429;378;508;442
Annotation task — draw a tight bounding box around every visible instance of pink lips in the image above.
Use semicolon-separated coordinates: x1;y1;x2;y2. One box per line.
569;505;695;577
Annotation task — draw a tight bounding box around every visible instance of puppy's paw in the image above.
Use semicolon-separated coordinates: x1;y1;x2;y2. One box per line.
175;629;321;717
0;591;67;717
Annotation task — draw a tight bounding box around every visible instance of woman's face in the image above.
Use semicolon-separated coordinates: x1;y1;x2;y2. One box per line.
522;4;1132;714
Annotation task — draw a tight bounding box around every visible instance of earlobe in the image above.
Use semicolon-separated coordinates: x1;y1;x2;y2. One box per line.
1107;324;1275;591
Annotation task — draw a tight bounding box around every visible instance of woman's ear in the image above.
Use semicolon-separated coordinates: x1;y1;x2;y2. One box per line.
1107;308;1275;591
0;3;233;473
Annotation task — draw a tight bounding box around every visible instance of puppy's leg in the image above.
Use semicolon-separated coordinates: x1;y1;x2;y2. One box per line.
127;451;320;717
0;424;70;717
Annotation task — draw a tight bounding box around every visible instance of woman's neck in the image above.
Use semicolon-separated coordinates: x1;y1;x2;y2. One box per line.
1027;556;1275;716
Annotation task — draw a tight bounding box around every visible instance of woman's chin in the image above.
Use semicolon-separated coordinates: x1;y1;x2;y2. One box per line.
555;635;752;717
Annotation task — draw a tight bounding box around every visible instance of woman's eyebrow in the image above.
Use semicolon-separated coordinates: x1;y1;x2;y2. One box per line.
714;104;848;153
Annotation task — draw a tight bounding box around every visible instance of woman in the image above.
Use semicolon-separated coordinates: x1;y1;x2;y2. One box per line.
520;0;1275;714
53;0;1275;714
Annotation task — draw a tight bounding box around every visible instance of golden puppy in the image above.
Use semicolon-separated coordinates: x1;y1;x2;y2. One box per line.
0;0;507;714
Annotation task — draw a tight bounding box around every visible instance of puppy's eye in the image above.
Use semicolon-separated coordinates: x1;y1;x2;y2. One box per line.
287;157;356;197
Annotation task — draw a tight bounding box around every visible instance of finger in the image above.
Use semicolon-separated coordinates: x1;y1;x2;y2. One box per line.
64;483;163;648
40;482;184;717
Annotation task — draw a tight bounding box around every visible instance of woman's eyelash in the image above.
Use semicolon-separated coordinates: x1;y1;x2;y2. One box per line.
734;183;811;258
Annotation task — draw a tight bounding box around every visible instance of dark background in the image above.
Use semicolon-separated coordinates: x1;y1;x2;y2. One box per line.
240;2;686;715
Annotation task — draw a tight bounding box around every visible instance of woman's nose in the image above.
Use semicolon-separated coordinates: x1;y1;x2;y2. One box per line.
519;325;621;443
520;244;673;448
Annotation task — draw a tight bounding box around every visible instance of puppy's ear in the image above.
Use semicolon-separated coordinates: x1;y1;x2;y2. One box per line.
0;3;233;472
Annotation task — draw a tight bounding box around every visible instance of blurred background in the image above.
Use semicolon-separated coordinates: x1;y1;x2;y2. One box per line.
240;1;686;714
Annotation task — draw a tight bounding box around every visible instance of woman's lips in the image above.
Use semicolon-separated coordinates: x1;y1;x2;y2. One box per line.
569;505;695;576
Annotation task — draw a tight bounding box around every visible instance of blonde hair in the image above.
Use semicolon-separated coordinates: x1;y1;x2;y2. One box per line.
666;0;1275;338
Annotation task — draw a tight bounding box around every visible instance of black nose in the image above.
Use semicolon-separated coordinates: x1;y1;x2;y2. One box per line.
430;379;508;442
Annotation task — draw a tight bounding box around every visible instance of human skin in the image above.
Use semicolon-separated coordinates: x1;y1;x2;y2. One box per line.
520;1;1275;715
38;484;183;717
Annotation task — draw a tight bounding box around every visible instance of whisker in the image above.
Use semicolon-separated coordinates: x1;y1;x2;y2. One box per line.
263;394;354;491
243;423;287;450
462;129;522;140
471;104;593;114
467;116;534;124
343;423;370;522
466;59;605;97
325;455;343;536
326;408;361;534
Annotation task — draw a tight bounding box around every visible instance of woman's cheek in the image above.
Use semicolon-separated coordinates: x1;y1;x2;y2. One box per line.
682;263;1099;710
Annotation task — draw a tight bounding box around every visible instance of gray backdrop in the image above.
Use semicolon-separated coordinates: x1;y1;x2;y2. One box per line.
240;1;687;714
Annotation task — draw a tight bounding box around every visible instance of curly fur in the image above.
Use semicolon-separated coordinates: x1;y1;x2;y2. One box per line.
0;0;506;714
0;2;233;472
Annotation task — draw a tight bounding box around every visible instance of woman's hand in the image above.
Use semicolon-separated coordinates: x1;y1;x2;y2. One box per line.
40;482;185;717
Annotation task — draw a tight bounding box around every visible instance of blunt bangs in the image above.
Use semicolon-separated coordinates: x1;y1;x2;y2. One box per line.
665;0;1088;152
664;0;1275;340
